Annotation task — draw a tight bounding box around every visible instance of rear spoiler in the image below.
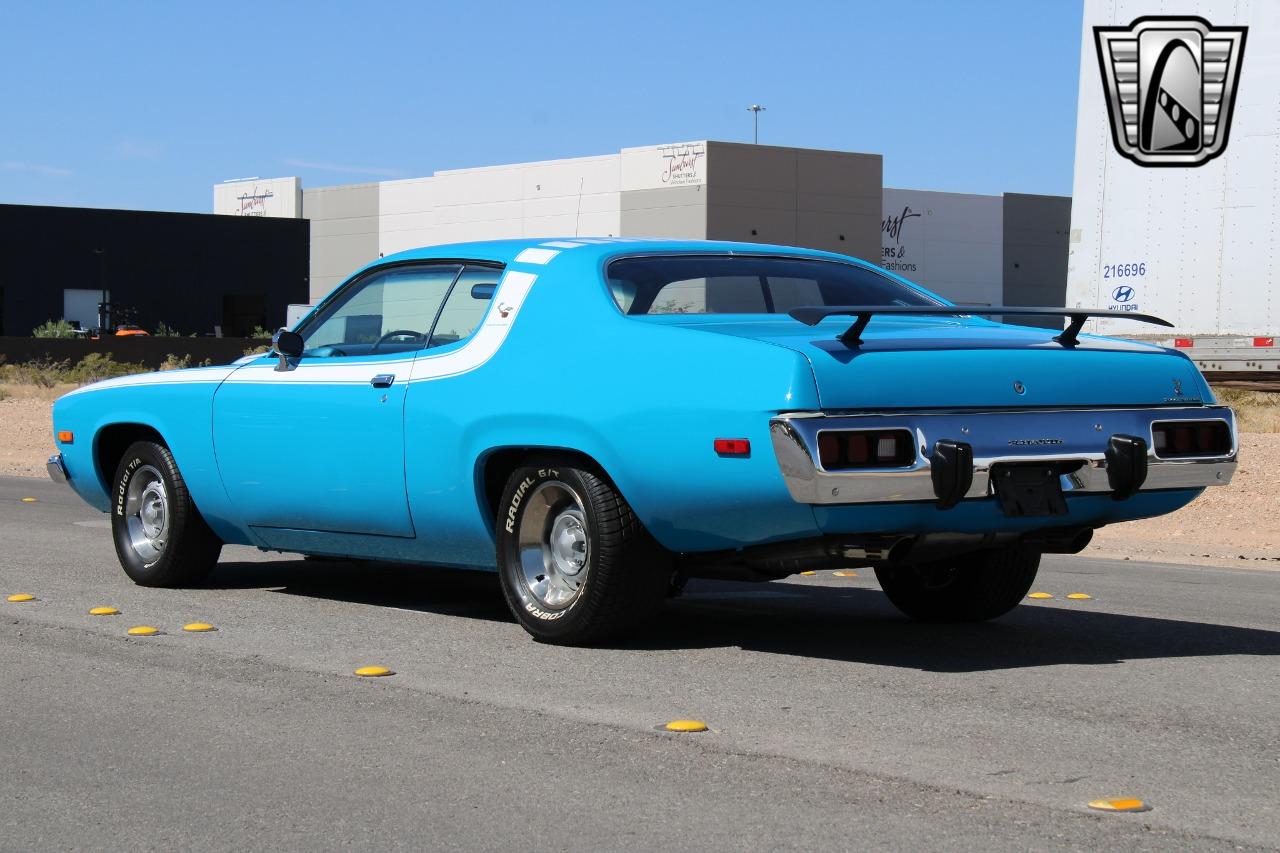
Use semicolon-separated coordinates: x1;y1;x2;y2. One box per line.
788;306;1174;347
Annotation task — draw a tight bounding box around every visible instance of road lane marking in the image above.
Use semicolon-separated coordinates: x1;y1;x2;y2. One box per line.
354;666;394;677
663;720;709;733
1088;797;1150;812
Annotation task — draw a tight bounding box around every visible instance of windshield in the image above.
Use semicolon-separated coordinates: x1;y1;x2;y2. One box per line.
606;255;940;316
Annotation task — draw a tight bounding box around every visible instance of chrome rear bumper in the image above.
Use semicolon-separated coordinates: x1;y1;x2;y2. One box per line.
770;406;1237;506
46;453;68;484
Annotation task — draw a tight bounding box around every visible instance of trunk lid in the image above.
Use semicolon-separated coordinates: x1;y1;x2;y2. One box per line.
665;316;1204;410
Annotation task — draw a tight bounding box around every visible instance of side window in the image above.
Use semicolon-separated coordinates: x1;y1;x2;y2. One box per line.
427;266;499;348
300;264;461;357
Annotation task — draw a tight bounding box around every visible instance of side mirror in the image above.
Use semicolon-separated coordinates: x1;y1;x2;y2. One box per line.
272;327;303;371
471;283;496;300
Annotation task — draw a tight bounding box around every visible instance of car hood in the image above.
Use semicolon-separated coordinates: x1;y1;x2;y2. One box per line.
667;316;1205;410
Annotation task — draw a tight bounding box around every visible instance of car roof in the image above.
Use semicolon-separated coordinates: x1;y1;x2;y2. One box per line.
375;238;873;268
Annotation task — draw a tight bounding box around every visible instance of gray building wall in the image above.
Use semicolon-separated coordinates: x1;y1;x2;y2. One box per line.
303;183;380;301
704;142;882;262
619;186;706;239
1002;193;1072;327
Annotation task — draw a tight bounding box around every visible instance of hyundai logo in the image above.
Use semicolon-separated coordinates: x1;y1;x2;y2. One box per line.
1112;285;1136;302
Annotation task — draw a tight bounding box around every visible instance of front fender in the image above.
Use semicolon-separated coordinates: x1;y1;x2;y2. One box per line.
50;368;250;544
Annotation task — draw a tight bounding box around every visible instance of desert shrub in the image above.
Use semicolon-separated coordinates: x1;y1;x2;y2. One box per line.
0;387;9;401
250;325;273;340
32;319;80;338
63;353;149;385
0;358;67;387
158;353;192;371
154;321;180;337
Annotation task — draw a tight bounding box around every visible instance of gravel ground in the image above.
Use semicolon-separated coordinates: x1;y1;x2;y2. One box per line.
5;382;1276;568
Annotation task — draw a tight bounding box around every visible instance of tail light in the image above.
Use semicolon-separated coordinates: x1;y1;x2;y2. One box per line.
817;429;917;470
1151;421;1232;458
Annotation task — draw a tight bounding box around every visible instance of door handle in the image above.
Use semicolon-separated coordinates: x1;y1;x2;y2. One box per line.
370;373;395;388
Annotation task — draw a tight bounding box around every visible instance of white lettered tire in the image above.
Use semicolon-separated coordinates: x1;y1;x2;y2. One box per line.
496;459;671;644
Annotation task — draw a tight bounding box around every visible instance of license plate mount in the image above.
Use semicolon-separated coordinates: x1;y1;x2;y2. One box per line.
991;464;1068;517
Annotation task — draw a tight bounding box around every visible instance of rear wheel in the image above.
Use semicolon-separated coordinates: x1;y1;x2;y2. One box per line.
873;545;1040;622
111;440;222;587
496;459;672;644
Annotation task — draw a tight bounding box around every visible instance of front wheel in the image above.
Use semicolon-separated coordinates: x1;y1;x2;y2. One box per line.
111;440;222;587
496;460;672;644
873;545;1040;622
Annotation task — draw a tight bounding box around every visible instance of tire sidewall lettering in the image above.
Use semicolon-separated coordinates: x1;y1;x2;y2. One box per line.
114;456;145;517
504;467;585;621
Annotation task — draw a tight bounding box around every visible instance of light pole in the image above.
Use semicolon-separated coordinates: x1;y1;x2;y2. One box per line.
747;104;766;144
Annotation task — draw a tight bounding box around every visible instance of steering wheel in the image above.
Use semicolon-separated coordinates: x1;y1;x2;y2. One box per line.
370;329;425;352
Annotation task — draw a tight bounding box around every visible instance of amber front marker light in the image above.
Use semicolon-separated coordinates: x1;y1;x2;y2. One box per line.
57;430;74;444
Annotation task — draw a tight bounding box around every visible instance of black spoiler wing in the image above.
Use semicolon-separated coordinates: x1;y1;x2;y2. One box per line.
787;306;1174;347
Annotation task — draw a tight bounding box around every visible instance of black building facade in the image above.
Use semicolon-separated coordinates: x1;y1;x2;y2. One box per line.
0;203;308;337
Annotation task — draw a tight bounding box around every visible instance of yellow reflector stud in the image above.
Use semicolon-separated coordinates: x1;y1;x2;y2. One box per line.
183;622;216;632
6;593;36;602
89;606;120;615
799;570;817;576
126;625;159;636
1088;798;1150;813
664;719;709;733
1027;592;1054;600
20;497;37;503
832;570;858;577
354;665;394;677
1067;593;1092;600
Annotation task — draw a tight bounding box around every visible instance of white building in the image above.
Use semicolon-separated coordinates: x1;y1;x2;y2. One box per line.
215;141;1068;312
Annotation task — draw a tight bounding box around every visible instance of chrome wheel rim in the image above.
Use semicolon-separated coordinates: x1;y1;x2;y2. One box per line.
124;464;169;565
516;481;590;610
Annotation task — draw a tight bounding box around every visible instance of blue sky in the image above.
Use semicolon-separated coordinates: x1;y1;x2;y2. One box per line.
0;0;1084;213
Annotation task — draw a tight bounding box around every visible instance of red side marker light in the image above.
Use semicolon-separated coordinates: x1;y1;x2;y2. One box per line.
1254;337;1274;347
714;438;750;457
57;430;74;444
1174;338;1194;348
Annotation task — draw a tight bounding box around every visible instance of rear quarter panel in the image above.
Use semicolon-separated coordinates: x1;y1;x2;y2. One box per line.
403;247;824;565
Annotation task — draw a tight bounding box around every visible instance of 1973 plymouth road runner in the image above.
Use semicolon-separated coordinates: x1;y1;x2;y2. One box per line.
48;238;1237;643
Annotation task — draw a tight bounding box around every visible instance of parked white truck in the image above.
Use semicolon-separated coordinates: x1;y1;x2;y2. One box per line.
1068;0;1279;378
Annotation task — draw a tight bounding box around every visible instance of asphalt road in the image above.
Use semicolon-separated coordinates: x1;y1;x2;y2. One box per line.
1;475;1277;851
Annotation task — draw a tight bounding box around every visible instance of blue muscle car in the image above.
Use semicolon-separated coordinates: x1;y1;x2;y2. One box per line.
48;239;1238;643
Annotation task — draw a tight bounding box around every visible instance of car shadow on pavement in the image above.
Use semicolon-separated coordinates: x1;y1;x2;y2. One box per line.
649;579;1280;672
202;560;1280;672
204;559;513;624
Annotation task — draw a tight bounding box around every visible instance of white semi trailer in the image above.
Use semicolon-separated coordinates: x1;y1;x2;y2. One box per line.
1068;0;1280;378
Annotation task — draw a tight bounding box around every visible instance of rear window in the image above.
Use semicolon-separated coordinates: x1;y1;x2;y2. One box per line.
606;255;939;315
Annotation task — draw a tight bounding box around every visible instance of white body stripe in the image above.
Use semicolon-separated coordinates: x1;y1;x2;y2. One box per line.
62;365;240;397
223;269;538;386
514;247;559;265
63;268;539;393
